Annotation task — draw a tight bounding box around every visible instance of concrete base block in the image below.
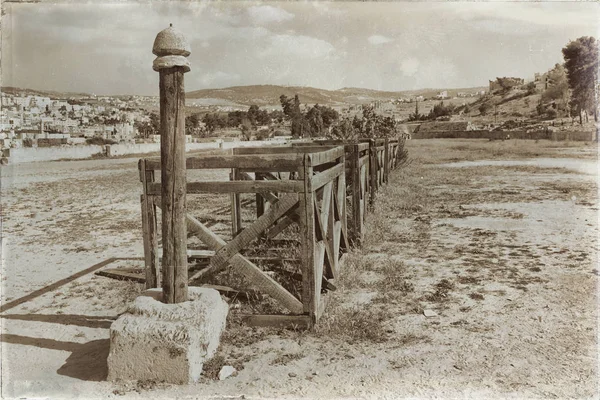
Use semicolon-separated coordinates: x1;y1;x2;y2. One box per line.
107;287;228;384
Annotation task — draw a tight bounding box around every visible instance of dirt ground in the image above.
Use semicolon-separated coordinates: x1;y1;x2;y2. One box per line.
0;139;598;399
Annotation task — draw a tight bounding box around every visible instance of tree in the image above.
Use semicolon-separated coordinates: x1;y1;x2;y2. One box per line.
479;103;491;116
306;105;324;136
330;117;357;141
562;36;599;123
240;117;252;141
408;101;424;121
541;64;569;114
149;112;160;133
314;104;339;128
426;101;454;120
280;94;306;138
185;113;201;136
202;113;219;134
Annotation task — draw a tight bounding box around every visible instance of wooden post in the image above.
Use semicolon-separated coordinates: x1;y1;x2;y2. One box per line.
384;138;389;184
351;144;362;246
152;24;191;304
230;168;242;238
299;154;317;326
255;172;265;218
139;159;159;289
368;139;376;207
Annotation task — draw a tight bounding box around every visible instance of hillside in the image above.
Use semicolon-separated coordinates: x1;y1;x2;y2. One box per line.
186;84;488;106
465;86;555;124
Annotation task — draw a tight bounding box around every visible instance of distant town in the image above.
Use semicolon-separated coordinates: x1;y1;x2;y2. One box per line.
0;62;592;152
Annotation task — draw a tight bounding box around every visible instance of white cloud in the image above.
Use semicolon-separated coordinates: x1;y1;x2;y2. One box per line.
247;5;294;24
401;58;420;76
197;71;241;87
368;35;393;45
260;34;335;59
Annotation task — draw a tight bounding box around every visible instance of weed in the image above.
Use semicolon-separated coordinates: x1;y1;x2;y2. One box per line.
315;303;391;344
202;354;226;380
271;352;305;366
469;293;485;301
457;276;481;285
422;279;455;302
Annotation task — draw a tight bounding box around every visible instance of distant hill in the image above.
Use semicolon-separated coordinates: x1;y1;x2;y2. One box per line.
1;86;91;99
186;84;488;106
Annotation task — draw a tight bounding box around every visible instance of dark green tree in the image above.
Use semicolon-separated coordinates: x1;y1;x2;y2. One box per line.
562;36;599;123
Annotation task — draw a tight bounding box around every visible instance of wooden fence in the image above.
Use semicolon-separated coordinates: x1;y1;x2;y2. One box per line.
138;138;403;328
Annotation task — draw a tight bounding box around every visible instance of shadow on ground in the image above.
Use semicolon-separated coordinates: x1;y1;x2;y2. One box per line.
1;334;109;381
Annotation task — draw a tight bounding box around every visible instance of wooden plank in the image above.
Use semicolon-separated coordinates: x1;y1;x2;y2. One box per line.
351;145;362;246
320;182;333;234
265;215;295;239
255;172;265;219
145;154;303;171
358;154;369;168
358;142;370;152
369;140;377;205
208;194;299;273
267;265;337;291
147;180;303;195
332;221;342;278
238;171;279;204
308;147;345;167
237;145;335;155
313;196;335;278
159;67;188;304
384;138;390;184
140;159;159;289
299;155;317;321
336;166;350;252
183;214;304;314
239;314;311;329
96;267;145;283
360;164;367;224
316;291;331;322
230;169;241;237
247;256;300;264
314;241;325;303
187;249;216;258
311;163;344;191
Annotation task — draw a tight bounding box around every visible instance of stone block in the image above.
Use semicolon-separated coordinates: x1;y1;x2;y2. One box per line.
107;287;228;384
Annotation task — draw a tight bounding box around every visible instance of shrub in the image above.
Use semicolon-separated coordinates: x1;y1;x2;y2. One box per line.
546;109;558;119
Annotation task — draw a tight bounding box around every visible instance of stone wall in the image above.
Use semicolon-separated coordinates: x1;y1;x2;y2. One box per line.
411;130;596;141
3;139;291;164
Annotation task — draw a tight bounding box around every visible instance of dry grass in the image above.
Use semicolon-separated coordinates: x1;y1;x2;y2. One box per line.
315;303;392;344
407;139;597;164
270;352;305;366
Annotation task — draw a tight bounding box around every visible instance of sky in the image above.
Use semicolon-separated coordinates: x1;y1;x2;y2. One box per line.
1;1;599;96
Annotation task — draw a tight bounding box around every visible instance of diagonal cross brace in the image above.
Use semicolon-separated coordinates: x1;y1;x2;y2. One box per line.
155;200;304;314
208;194;300;274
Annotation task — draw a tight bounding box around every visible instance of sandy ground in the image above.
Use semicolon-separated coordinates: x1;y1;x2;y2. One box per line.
0;140;598;399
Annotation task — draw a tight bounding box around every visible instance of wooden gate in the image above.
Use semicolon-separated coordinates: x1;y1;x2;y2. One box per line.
139;146;348;328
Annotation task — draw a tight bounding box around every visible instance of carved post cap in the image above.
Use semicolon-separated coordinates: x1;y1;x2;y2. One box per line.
152;24;191;72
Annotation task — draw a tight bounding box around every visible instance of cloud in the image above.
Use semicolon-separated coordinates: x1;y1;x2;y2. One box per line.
260;34;335;59
401;58;420;76
197;71;241;87
247;5;294;24
368;35;393;45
